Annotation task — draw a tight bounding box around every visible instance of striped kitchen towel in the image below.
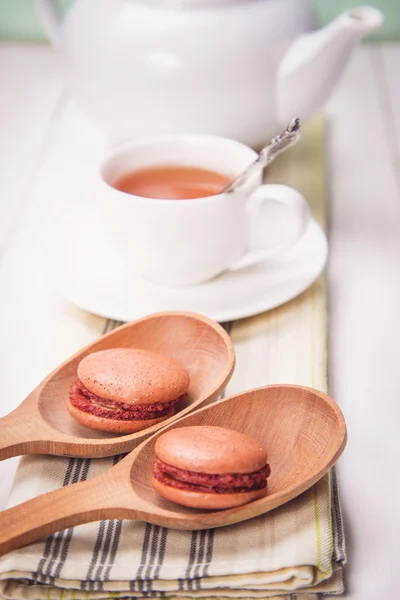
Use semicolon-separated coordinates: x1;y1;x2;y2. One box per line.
0;118;346;598
0;297;346;600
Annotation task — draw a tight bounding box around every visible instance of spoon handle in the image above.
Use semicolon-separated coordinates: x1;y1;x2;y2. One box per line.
222;118;301;194
0;471;135;556
0;411;44;460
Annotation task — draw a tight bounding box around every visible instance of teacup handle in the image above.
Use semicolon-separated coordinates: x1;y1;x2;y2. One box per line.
230;184;311;271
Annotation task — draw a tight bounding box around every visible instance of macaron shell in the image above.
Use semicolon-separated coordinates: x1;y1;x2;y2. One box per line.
155;426;268;474
77;348;190;405
67;397;174;433
152;477;268;510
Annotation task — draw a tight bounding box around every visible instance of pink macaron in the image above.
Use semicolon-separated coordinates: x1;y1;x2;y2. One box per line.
152;426;270;509
67;348;190;433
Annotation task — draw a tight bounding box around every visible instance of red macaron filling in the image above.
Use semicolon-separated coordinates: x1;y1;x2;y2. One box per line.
153;458;271;494
69;379;186;421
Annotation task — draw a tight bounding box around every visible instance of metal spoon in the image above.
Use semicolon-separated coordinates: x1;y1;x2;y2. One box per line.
222;118;301;194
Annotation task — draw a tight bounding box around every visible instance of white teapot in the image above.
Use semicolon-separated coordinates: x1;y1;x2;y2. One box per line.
35;0;383;147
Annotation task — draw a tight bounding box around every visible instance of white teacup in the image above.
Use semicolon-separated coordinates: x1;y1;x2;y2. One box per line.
99;135;311;287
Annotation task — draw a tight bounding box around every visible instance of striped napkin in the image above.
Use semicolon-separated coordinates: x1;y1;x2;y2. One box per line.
0;119;346;599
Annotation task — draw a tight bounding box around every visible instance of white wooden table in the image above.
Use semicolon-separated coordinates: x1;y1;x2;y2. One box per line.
0;43;399;599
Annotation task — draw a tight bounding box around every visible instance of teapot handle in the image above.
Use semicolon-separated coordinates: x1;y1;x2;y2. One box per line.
34;0;63;48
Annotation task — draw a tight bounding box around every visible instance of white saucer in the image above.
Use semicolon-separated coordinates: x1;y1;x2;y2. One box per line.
53;207;328;322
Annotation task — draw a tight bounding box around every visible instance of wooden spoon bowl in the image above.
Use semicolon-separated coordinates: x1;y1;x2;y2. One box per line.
0;312;234;460
0;385;347;555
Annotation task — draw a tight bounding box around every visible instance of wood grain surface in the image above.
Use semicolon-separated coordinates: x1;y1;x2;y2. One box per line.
0;312;234;459
0;384;346;555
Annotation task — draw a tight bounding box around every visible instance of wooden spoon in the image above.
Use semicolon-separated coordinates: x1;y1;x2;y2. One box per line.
0;312;234;460
0;385;347;556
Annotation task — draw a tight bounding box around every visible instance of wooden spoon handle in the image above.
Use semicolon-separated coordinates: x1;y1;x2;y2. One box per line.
0;473;135;556
0;412;45;460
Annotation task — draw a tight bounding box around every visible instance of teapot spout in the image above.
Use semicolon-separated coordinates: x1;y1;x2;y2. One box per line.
277;6;384;124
